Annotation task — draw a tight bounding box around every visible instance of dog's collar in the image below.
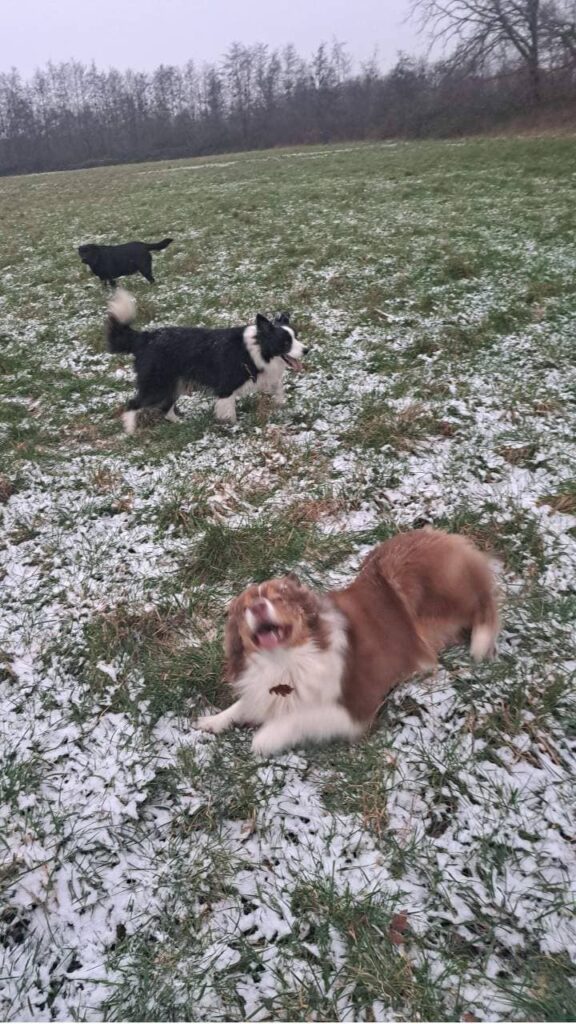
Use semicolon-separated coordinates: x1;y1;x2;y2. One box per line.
269;683;294;697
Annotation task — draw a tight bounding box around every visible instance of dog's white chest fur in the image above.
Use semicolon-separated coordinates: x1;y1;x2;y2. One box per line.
194;606;363;755
235;629;346;720
255;357;286;394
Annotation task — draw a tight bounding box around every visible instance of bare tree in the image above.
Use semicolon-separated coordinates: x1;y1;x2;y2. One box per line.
412;0;545;101
541;0;576;63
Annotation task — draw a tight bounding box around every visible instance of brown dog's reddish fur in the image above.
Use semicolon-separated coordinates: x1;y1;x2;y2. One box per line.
332;529;498;724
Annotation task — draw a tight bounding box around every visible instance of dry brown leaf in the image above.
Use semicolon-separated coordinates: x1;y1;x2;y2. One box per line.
389;911;409;945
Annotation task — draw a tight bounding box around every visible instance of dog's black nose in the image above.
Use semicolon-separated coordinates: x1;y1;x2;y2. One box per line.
303;347;309;355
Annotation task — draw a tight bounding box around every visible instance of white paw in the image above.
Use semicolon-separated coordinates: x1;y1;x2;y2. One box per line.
251;725;288;756
121;410;137;435
214;398;237;423
194;714;226;734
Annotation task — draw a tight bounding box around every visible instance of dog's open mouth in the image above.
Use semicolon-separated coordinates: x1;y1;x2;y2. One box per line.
253;622;292;650
282;355;303;372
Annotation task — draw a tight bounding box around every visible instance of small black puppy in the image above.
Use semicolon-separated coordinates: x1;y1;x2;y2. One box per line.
78;238;173;286
106;290;308;433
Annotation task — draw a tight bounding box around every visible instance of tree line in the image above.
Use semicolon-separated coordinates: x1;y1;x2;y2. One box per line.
3;2;576;175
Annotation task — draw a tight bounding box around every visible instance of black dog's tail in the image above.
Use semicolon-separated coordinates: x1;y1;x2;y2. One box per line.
146;237;173;251
107;289;139;354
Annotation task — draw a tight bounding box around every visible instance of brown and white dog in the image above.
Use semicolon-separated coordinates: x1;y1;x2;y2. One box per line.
194;529;499;755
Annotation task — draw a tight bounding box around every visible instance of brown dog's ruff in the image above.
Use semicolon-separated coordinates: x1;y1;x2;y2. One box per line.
194;529;499;755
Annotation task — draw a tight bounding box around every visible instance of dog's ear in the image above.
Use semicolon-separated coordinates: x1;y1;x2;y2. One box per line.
273;311;291;326
255;313;274;334
225;596;246;682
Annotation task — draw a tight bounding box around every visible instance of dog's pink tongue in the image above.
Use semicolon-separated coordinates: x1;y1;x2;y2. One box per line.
258;630;281;650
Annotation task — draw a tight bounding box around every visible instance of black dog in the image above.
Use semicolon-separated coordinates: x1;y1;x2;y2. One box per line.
78;238;173;286
106;290;307;433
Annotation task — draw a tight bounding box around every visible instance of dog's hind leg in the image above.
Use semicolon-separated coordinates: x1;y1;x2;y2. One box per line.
121;394;142;435
140;255;155;284
129;389;179;428
121;387;172;434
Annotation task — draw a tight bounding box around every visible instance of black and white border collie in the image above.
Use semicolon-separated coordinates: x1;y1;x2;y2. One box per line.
106;290;308;433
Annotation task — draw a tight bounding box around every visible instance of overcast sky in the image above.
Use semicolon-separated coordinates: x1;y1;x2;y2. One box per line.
3;0;426;77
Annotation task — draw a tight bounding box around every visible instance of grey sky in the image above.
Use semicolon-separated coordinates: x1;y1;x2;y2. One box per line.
4;0;425;77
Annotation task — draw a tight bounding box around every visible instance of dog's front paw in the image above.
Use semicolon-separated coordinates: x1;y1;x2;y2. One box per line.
194;714;226;735
251;724;288;756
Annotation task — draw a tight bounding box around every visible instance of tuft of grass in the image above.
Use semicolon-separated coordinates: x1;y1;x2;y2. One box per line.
345;396;443;452
538;480;576;516
123;405;220;461
182;514;351;587
499;441;540;468
103;844;240;1023
442;251;479;281
0;755;43;806
474;671;575;751
496;953;576;1022
0;475;16;503
177;741;262;826
290;882;451;1020
83;600;226;719
319;740;395;839
152;480;213;535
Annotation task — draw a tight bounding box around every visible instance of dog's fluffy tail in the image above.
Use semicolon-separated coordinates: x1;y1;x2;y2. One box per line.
470;601;499;661
107;289;138;354
469;555;500;661
146;237;173;251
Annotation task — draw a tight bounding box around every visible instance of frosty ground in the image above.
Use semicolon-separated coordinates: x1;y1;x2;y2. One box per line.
0;139;575;1021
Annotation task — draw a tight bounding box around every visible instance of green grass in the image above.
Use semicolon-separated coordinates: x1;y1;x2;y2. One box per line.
0;138;575;1022
344;395;445;452
81;598;227;718
289;881;452;1020
182;515;352;587
495;954;576;1021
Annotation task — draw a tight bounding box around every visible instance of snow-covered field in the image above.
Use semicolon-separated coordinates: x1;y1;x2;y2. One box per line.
1;139;575;1021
